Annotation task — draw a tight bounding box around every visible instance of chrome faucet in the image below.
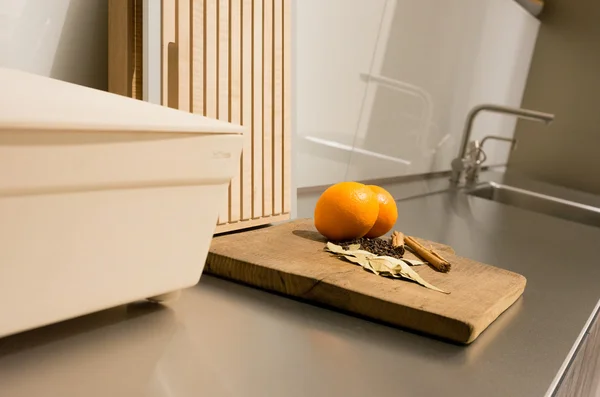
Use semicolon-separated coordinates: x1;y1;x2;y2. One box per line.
450;104;555;185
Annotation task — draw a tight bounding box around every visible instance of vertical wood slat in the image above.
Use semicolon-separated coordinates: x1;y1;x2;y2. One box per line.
252;0;264;219
229;0;242;222
205;0;218;118
272;0;283;215
177;0;191;112
161;0;176;107
108;0;133;97
262;0;273;217
282;0;291;214
241;0;253;220
217;0;230;224
108;0;142;99
192;0;204;114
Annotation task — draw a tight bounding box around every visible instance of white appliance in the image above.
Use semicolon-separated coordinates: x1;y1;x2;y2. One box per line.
0;68;244;338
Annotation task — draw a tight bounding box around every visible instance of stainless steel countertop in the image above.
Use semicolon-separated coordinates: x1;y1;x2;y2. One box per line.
1;172;599;397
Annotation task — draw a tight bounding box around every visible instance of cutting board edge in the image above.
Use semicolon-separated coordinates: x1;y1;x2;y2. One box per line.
206;252;485;344
465;276;527;343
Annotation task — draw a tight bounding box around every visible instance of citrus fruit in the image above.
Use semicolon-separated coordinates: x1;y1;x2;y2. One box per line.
314;181;379;241
364;185;398;238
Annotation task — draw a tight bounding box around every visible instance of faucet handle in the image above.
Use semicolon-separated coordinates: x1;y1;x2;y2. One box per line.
450;141;485;184
480;135;517;152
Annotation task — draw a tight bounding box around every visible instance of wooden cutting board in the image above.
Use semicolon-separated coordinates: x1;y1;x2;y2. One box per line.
205;219;526;344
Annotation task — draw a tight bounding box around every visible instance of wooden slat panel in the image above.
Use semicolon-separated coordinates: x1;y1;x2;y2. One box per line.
216;0;230;224
152;0;292;234
272;0;283;215
215;213;290;234
161;0;176;107
110;0;291;234
167;42;179;108
132;0;143;99
177;0;191;111
241;0;253;220
252;0;263;219
282;0;291;213
108;0;132;97
205;0;218;118
192;0;205;114
229;0;242;222
262;0;273;217
205;0;222;220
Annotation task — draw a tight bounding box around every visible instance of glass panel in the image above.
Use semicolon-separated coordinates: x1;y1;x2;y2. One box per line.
296;0;539;188
295;0;389;188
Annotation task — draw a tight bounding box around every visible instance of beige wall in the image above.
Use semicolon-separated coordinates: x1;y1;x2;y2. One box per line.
0;0;108;90
509;0;600;194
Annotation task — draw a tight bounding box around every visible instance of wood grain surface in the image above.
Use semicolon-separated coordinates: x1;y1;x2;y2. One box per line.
108;0;142;99
282;0;291;214
161;0;176;108
206;219;527;344
554;311;600;397
109;0;291;233
216;0;230;225
241;0;253;221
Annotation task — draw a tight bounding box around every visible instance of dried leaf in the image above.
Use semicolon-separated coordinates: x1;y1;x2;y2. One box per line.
325;242;375;258
343;254;371;268
344;254;378;274
379;256;448;294
348;249;377;258
325;242;448;294
326;242;349;255
326;243;375;272
367;257;395;275
347;244;361;251
401;258;426;266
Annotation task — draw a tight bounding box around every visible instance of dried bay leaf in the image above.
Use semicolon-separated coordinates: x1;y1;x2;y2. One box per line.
345;254;380;275
379;256;448;294
325;243;376;273
325;243;448;294
345;248;377;257
367;257;394;275
401;258;426;266
325;243;375;258
326;242;349;255
344;254;371;268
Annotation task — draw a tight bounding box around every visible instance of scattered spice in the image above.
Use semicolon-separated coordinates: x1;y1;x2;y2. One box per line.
340;236;405;260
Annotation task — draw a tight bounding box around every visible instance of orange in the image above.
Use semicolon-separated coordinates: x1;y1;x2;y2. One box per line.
364;185;398;238
314;182;379;241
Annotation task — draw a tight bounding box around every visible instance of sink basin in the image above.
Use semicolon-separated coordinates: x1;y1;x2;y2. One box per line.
467;182;600;228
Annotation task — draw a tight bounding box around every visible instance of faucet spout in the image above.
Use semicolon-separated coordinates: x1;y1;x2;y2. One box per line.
450;104;555;184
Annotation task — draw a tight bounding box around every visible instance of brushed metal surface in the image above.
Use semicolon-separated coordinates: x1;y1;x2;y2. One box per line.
0;171;598;397
468;182;600;228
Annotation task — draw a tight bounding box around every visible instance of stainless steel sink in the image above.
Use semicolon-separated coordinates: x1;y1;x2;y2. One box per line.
467;182;600;228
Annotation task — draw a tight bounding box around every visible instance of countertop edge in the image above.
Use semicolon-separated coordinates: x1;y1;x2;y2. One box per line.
546;299;600;397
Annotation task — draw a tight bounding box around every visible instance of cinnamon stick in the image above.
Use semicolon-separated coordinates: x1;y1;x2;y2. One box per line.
405;236;451;273
390;231;405;256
